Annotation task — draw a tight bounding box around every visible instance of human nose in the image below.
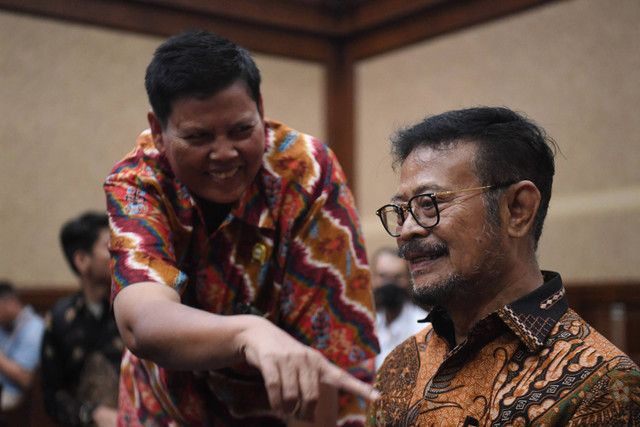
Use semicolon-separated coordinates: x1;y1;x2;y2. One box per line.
398;209;429;240
208;139;238;160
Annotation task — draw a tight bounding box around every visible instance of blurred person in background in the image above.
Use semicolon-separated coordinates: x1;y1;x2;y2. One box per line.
40;212;123;427
0;280;44;410
371;247;428;371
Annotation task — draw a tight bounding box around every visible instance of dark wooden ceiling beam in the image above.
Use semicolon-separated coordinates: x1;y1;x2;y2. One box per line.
129;0;341;35
0;0;334;61
347;0;560;60
346;0;449;32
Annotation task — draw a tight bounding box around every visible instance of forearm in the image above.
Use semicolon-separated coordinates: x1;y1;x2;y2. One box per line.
114;282;379;423
114;282;263;370
0;352;33;389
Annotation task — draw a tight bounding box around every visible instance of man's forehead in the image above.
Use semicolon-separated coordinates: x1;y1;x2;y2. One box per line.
394;143;478;199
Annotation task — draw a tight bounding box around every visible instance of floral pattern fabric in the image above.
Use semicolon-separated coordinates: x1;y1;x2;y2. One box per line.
104;120;379;426
368;272;640;426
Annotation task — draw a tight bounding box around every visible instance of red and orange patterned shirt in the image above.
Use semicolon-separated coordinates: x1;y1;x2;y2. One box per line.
368;272;640;426
105;120;379;426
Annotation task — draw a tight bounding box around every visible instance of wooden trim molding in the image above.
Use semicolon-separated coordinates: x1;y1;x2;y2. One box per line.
16;280;640;366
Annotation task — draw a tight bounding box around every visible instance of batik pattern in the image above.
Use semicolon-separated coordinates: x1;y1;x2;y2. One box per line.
105;120;379;426
368;272;640;426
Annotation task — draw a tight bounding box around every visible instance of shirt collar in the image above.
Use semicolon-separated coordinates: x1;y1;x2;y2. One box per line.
498;271;567;351
427;271;567;352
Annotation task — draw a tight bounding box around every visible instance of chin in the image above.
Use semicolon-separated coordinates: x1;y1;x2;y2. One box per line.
411;273;466;307
197;190;242;204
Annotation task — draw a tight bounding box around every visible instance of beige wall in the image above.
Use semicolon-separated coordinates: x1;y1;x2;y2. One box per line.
0;11;324;288
356;0;640;282
1;0;638;288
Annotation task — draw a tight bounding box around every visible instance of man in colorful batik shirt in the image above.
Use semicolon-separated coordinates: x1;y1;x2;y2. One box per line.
368;107;640;425
104;30;379;426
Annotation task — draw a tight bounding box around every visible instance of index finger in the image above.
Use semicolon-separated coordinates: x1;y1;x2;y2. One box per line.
319;362;380;402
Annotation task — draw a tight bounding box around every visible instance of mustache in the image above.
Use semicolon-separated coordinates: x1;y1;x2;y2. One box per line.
398;240;448;259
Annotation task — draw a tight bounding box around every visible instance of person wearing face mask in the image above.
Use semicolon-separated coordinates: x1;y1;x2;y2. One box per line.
367;107;640;426
104;29;379;427
371;247;428;371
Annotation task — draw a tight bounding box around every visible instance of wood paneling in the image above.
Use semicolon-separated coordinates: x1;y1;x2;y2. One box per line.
18;282;640;367
565;282;640;365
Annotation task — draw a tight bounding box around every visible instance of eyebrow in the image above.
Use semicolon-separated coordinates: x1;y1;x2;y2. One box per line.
391;184;446;203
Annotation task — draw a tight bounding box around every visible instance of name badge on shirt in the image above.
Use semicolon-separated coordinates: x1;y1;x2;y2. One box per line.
251;243;267;265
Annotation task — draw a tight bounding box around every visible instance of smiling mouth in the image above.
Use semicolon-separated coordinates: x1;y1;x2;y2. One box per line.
400;242;448;267
209;166;240;180
412;252;444;263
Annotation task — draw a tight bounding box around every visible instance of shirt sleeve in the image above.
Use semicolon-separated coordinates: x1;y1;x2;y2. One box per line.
104;146;191;300
9;315;44;371
566;365;640;426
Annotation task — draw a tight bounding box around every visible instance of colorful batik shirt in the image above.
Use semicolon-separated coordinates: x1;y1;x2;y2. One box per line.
104;120;379;427
368;272;640;426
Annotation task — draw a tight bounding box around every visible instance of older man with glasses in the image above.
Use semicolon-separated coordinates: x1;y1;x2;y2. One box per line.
367;106;640;426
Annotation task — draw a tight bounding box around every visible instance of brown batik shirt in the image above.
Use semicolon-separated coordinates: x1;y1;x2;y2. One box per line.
367;271;640;426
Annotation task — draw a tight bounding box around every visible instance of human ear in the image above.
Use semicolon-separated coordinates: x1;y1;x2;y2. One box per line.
73;250;91;276
147;110;165;152
506;180;541;239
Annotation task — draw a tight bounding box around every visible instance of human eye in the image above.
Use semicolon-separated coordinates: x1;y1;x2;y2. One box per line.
230;123;255;139
413;195;436;211
182;131;211;144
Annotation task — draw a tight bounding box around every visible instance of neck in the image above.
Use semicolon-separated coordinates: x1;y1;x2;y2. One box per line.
445;261;544;346
81;279;108;305
195;197;232;232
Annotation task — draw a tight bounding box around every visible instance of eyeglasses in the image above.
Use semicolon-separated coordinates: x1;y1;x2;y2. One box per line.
376;182;515;237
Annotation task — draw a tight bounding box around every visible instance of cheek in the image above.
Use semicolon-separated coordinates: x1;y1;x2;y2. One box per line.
240;140;265;171
170;145;207;172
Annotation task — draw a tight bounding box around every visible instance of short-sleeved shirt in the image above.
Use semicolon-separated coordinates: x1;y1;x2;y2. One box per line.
105;120;379;426
0;305;44;398
367;271;640;426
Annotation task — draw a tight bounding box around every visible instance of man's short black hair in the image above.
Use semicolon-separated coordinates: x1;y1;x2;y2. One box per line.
60;212;109;275
0;280;18;300
145;29;262;128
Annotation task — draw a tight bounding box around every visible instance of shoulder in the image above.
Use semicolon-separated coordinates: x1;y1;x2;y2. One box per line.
546;309;640;391
263;120;345;193
22;306;45;331
46;292;82;327
556;310;636;363
105;129;171;187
